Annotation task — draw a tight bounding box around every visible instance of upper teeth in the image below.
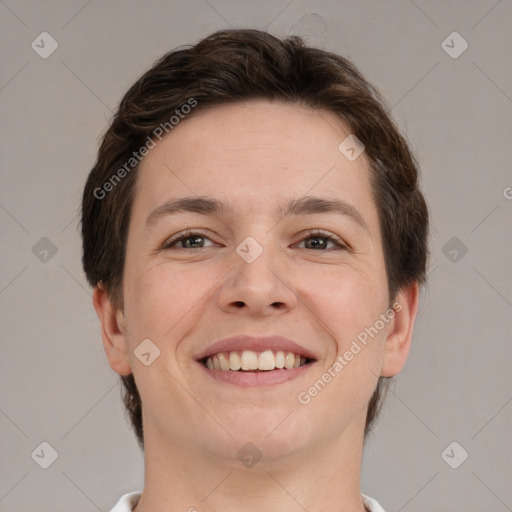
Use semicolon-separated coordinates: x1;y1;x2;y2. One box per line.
204;350;307;371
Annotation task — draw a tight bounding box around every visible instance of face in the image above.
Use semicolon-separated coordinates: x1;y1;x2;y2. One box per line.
96;100;416;463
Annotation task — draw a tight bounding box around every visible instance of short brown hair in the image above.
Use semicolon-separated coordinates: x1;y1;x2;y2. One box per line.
81;28;429;450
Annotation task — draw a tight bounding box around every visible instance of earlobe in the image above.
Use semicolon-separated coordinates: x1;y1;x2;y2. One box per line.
92;284;132;376
380;282;420;378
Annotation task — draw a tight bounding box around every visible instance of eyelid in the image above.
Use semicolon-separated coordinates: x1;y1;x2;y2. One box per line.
293;229;350;251
161;228;216;249
162;228;350;251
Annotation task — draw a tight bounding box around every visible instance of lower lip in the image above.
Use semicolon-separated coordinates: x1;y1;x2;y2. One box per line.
197;361;314;387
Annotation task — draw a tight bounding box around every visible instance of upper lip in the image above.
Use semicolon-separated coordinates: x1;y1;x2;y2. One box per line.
195;335;318;362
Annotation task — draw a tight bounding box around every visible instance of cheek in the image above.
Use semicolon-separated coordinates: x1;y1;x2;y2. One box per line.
296;267;388;416
124;261;214;340
298;262;388;346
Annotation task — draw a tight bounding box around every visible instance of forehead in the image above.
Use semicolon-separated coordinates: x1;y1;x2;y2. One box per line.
131;100;378;232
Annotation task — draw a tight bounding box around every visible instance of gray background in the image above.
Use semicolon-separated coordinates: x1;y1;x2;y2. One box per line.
1;1;511;511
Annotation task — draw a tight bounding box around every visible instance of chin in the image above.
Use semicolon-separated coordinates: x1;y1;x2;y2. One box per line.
216;409;312;460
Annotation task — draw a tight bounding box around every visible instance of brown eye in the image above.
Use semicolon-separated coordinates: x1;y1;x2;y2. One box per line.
162;230;216;250
297;231;348;251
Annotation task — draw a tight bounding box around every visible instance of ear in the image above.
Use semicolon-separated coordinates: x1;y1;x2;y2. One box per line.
380;281;419;377
92;283;132;376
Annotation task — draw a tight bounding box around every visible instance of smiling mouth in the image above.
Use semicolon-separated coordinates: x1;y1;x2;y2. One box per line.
201;349;315;372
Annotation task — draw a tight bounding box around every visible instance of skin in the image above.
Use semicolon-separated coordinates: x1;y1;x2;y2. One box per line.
93;100;419;512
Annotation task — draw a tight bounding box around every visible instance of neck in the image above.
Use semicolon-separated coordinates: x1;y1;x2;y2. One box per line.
134;418;369;512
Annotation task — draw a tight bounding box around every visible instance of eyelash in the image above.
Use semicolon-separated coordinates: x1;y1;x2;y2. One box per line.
162;229;349;251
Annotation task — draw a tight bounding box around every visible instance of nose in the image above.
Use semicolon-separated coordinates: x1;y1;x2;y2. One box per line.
216;238;298;317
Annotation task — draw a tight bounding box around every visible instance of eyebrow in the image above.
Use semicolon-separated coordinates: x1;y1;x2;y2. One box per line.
145;195;369;233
